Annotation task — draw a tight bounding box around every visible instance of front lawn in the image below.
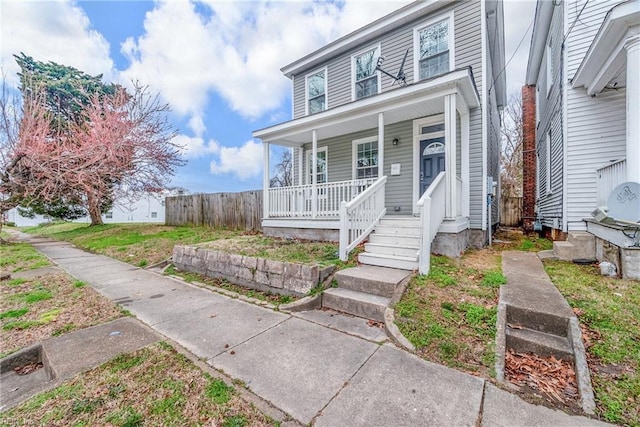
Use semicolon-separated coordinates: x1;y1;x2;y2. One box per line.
544;260;640;426
1;342;279;426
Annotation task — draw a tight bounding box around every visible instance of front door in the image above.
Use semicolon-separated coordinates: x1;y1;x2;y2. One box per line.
420;138;445;195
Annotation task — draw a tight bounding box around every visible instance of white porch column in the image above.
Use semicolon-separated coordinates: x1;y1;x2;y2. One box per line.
263;142;270;219
311;130;318;218
461;111;470;217
297;147;303;186
625;33;640;183
378;112;385;178
444;94;457;219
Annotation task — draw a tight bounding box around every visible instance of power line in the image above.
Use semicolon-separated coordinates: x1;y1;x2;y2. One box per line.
489;12;535;95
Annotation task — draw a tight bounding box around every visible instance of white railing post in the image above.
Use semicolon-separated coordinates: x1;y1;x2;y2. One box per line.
312;130;318;219
263;142;270;218
417;171;446;275
339;201;349;261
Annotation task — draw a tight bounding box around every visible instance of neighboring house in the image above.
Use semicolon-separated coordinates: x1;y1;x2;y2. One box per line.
5;191;176;227
524;0;639;279
253;0;506;273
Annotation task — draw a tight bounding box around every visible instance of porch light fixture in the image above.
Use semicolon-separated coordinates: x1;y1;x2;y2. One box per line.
392;137;400;146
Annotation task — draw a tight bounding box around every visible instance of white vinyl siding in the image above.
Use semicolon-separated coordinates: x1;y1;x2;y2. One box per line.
306;68;327;115
564;0;627;231
545;131;552;195
546;39;553;96
352;136;379;179
352;44;381;100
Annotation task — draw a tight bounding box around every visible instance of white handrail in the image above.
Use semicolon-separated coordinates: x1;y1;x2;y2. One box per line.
596;159;626;207
417;171;446;274
339;176;387;261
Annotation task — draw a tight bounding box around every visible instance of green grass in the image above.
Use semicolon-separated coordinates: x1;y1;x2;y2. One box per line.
0;307;29;319
206;378;234;404
8;288;53;304
73;281;86;288
23;222;242;266
3;278;28;287
481;270;507;287
0;242;50;272
3;320;42;331
544;260;640;426
394;254;499;375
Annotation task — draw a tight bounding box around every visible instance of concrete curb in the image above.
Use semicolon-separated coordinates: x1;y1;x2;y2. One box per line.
569;317;596;414
495;299;507;382
383;307;415;352
279;295;321;313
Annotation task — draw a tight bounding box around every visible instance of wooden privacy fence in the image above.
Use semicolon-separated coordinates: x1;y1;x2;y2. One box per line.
165;190;263;231
500;196;522;227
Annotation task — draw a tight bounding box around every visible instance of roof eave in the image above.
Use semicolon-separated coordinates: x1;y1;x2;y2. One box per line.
525;0;555;85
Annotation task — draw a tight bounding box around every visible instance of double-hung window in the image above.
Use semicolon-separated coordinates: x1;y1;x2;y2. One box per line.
353;45;380;100
306;147;328;184
414;14;453;81
306;68;326;114
352;136;379;179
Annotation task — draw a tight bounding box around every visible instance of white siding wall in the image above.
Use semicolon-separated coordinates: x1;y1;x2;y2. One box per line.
535;1;564;229
565;0;627;231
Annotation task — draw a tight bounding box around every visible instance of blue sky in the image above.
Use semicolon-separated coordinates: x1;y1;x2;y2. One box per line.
1;0;535;194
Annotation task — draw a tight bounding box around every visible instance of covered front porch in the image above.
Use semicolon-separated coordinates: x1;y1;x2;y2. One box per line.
253;68;480;272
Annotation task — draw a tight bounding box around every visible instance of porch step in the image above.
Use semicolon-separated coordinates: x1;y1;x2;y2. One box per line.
364;242;419;258
379;217;420;227
334;265;411;298
374;225;421;236
506;305;570;337
322;288;390;322
358;252;418;271
369;233;420;247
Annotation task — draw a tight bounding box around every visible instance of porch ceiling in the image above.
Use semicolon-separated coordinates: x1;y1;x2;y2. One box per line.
253;68;480;147
572;0;639;95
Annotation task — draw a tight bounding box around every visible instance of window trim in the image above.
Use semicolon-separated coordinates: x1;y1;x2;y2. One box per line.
352;135;379;180
305;146;328;185
351;43;382;101
413;10;455;83
305;67;328;115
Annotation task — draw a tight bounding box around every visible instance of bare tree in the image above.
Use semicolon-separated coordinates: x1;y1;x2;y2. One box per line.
270;149;292;187
501;91;523;197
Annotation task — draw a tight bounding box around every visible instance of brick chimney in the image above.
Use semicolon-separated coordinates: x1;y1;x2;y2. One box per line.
522;85;537;232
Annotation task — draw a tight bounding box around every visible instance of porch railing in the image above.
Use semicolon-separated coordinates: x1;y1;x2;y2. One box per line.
456;176;463;217
417;171;446;275
268;178;376;218
596;159;626;207
339;176;387;261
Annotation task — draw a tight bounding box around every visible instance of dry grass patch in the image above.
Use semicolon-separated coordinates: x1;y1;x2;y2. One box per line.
1;272;123;357
1;342;278;426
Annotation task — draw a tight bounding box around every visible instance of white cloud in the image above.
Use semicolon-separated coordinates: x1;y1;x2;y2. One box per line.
120;0;410;121
0;0;114;86
173;134;220;158
210;139;263;180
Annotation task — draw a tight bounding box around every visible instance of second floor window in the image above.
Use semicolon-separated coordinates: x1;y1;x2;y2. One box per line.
307;69;326;114
418;19;450;80
353;46;380;100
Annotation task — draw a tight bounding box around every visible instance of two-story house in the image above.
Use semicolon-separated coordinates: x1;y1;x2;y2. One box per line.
524;0;639;279
253;0;506;274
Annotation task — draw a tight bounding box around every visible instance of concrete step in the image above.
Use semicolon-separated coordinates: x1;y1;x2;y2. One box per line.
334;265;411;298
369;233;420;247
506;326;574;361
506;305;570;337
358;252;418;271
364;242;419;258
554;232;596;261
379;217;420;227
374;225;421;236
322;288;391;322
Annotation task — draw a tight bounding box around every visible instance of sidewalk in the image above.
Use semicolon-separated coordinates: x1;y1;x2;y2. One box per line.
16;232;608;426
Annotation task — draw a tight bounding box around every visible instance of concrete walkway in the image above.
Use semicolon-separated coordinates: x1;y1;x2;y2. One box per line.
15;233;608;426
